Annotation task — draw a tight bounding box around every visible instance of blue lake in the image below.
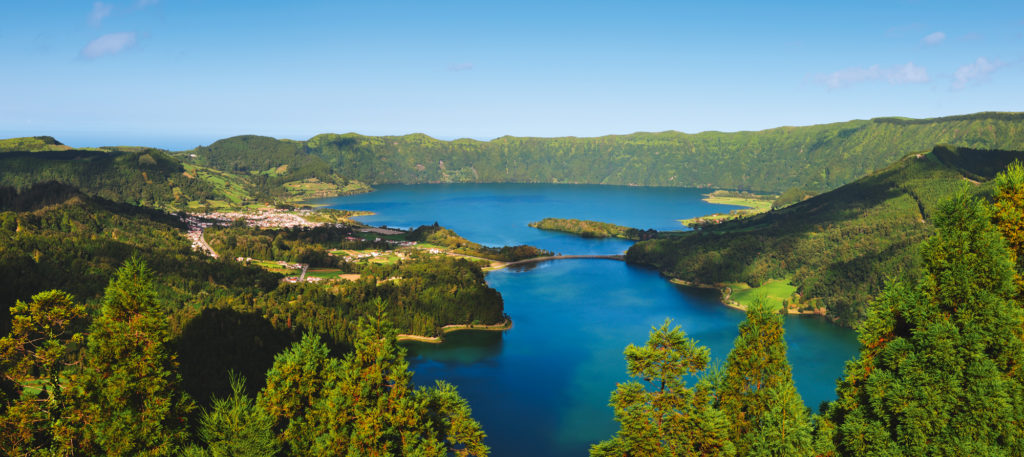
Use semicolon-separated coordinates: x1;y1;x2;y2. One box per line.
314;183;860;457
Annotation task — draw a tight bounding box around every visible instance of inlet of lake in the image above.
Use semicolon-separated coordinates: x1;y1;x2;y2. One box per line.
314;183;860;457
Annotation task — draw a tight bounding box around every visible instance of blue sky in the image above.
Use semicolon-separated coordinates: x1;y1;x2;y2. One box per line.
1;0;1022;149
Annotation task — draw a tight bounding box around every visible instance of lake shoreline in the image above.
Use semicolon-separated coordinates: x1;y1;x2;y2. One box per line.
667;278;828;318
397;319;513;344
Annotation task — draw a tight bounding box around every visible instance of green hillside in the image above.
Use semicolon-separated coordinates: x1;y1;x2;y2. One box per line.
0;136;68;152
296;112;1024;192
3;112;1024;211
188;135;370;201
0;146;226;210
625;145;1024;326
0;183;506;402
0;137;370;210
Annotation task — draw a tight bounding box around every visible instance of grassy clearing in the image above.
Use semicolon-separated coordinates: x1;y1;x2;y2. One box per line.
248;259;300;275
306;268;346;279
705;195;774;211
680;192;776;228
726;279;798;311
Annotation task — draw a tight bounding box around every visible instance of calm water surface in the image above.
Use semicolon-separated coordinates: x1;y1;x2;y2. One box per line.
316;184;859;457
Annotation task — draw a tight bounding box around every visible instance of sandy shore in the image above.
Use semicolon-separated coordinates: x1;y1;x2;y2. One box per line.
397;319;513;344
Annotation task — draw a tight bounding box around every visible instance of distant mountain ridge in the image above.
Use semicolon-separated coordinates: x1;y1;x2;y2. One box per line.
2;111;1024;209
192;111;1024;193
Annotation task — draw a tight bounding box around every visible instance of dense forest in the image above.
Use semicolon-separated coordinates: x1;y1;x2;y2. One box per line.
529;217;657;240
3;112;1024;212
1;261;489;456
7;171;1021;455
627;145;1024;326
0;147;223;209
5;113;1024;455
279;112;1024;193
0;183;506;403
594;169;1024;456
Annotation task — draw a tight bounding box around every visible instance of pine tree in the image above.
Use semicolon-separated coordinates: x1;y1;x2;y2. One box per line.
256;332;342;456
591;319;735;457
257;299;489;457
0;290;85;457
61;259;194;456
717;299;812;457
186;373;279;457
826;190;1024;456
991;160;1024;290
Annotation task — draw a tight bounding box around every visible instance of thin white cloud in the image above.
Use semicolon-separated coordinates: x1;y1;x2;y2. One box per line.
81;32;137;59
952;57;1004;89
137;0;159;7
819;62;929;88
89;2;113;26
922;31;945;45
448;63;474;72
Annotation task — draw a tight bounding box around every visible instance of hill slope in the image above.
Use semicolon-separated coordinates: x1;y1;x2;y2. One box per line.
625;145;1024;326
293;112;1024;193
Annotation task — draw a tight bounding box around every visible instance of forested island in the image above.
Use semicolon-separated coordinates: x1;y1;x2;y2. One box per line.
528;218;657;240
3;112;1024;456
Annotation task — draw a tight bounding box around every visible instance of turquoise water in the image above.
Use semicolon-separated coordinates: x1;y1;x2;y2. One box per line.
316;184;860;457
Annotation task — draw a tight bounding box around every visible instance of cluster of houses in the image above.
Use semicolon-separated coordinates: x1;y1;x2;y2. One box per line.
180;210;446;286
193;209;326;230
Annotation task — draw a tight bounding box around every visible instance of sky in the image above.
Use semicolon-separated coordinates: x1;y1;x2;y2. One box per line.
1;0;1022;150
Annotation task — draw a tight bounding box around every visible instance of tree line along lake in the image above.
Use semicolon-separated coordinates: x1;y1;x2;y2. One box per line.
313;183;859;457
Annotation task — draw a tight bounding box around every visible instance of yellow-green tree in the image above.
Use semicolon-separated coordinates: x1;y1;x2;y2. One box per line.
0;290;85;457
591;319;735;457
717;299;812;457
825;190;1024;456
62;259;194;456
257;299;489;457
991;160;1024;289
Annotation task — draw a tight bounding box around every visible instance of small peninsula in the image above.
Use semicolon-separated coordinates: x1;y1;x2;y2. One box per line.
528;218;657;240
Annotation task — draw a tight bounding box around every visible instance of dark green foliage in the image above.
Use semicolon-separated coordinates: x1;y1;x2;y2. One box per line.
627;146;1024;326
64;259;195;456
191;135;352;200
0;184;280;335
204;222;384;268
0;147;221;209
258;306;489;457
257;333;340;455
255;254;506;343
529;217;657;240
592;319;735;457
0;290;86;457
188;373;280;457
407;223;552;261
771;188;816;209
717;300;812;456
174;307;297;407
824;191;1024;456
298;112;1024;193
991;161;1024;290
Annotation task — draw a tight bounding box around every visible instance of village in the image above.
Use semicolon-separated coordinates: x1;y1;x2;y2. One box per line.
181;209;438;284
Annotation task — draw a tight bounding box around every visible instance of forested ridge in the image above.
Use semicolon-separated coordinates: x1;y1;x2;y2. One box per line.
269;111;1023;193
626;145;1024;326
3;112;1024;211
